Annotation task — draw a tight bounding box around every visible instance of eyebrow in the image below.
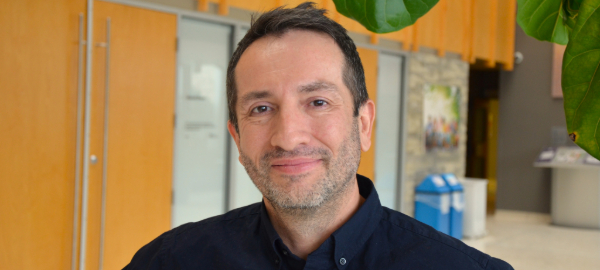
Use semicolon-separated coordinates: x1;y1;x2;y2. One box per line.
298;81;338;93
239;91;272;108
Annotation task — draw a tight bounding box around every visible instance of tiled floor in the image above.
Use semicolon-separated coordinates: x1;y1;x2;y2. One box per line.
463;210;600;270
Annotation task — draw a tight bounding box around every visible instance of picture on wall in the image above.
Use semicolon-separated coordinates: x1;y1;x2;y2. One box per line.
423;85;460;151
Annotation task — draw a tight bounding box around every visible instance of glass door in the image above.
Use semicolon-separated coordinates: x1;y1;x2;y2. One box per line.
374;53;404;210
172;18;232;227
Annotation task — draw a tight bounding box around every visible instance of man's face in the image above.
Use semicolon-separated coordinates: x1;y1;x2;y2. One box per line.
228;30;373;210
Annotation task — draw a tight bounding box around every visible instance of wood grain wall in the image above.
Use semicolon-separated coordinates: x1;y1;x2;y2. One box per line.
0;0;85;269
201;0;516;70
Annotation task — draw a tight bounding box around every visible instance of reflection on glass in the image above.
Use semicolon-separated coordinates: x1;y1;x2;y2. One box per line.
374;53;403;210
172;18;232;227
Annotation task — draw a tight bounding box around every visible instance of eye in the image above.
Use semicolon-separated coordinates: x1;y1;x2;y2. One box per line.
251;105;272;114
311;99;328;107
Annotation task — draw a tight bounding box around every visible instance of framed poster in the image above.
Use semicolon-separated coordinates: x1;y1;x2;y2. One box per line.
423;85;460;151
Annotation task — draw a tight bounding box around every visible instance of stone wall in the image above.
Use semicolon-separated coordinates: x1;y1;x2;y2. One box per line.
402;51;470;216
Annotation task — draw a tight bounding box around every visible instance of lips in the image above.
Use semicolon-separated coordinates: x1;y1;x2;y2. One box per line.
270;158;322;174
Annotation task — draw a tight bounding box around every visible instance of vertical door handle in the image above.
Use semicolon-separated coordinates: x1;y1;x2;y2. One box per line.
72;13;86;270
80;1;94;269
98;17;111;270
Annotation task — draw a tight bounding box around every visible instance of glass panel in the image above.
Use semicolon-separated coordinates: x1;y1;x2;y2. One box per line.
172;18;232;227
229;140;263;209
228;27;263;210
374;53;403;210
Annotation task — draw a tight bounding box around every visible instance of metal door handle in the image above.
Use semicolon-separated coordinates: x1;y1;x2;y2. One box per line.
72;13;85;270
79;1;94;269
98;17;111;270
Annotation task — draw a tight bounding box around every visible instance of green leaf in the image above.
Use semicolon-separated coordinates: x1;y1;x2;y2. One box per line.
567;0;584;11
517;0;570;45
332;0;439;33
565;0;583;31
562;0;600;159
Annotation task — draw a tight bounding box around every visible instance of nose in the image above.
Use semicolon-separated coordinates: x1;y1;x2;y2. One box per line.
270;105;311;151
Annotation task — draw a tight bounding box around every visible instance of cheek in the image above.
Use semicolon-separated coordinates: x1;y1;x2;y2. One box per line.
238;124;271;159
311;115;349;148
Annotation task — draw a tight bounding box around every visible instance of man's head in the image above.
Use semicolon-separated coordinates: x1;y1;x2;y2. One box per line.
226;2;375;212
227;2;369;132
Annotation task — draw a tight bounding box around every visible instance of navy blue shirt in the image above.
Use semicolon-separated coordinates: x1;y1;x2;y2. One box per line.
124;175;513;269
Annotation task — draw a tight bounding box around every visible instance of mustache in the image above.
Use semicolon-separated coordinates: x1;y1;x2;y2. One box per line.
260;146;332;163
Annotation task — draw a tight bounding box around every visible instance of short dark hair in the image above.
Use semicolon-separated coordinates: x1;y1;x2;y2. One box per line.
226;2;368;132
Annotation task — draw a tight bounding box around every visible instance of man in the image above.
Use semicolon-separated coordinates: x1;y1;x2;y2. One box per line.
125;2;513;269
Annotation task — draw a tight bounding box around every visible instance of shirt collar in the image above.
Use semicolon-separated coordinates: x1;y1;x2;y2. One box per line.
259;174;382;267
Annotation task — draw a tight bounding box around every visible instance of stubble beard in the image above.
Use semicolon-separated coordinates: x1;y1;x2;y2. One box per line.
239;119;362;216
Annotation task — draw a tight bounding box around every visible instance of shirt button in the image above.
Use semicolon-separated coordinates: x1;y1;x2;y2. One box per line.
339;258;347;265
282;250;288;255
275;259;279;264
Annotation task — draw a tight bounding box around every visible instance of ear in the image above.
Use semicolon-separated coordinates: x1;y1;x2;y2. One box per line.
227;120;241;154
357;99;375;152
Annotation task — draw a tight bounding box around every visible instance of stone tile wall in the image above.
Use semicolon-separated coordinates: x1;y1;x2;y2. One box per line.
401;52;469;216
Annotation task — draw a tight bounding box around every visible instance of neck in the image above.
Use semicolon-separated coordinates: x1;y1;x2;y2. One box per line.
264;176;365;260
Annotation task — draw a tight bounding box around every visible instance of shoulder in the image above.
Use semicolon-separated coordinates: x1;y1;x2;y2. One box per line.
375;207;513;270
172;202;262;238
124;203;263;269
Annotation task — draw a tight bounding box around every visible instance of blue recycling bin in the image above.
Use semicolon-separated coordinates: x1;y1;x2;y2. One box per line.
415;174;451;235
441;173;464;239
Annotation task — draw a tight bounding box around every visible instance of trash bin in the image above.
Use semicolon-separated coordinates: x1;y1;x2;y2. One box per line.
461;178;488;239
415;174;451;234
441;173;464;239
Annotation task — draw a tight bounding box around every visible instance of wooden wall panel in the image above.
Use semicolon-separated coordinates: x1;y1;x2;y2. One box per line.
208;0;277;12
287;0;315;8
201;0;515;70
472;0;493;61
339;14;372;35
86;2;177;269
418;0;444;52
445;0;467;54
496;0;517;70
0;0;85;269
198;0;209;11
381;28;403;43
356;47;378;181
435;0;448;57
486;0;498;67
463;0;476;62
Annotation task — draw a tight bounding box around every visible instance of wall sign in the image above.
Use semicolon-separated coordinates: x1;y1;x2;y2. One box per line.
423;84;460;151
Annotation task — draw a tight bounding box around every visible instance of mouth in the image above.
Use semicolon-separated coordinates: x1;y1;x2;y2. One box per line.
270;158;322;175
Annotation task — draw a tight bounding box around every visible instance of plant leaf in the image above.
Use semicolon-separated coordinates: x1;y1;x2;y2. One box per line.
562;0;600;160
565;0;583;31
517;0;570;45
332;0;439;33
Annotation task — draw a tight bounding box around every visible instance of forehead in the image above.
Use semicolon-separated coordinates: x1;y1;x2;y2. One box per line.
234;29;347;96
